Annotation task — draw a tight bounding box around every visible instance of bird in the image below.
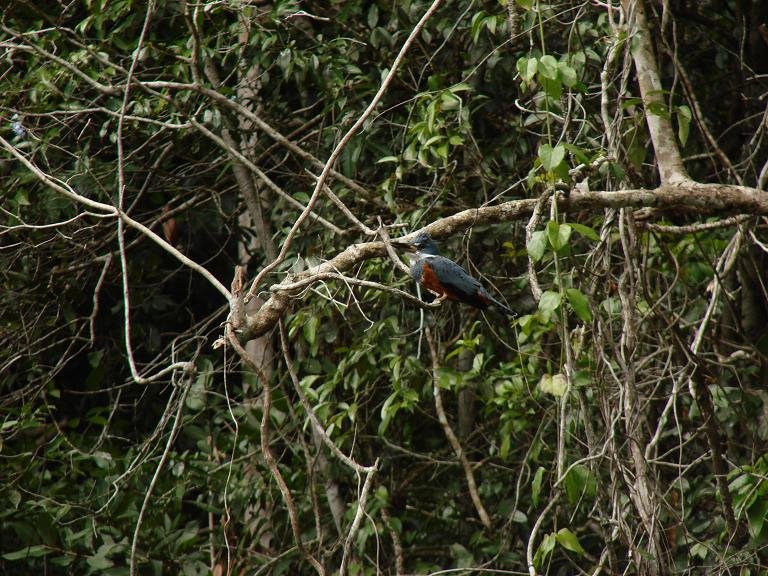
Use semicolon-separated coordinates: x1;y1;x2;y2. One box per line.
395;232;514;316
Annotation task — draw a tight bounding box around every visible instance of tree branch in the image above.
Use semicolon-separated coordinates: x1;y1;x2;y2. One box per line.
621;0;689;184
241;181;768;340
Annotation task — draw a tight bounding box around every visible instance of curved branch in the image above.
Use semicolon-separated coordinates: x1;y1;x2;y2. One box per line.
242;181;768;340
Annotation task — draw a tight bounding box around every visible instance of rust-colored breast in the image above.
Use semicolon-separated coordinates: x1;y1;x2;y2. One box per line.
421;262;459;301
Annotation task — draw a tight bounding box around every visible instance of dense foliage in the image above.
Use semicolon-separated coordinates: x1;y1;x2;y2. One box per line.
2;0;768;574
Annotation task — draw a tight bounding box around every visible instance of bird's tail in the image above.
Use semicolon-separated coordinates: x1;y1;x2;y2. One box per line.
487;294;515;316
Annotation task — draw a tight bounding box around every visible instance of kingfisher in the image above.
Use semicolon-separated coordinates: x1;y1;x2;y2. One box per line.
396;232;514;316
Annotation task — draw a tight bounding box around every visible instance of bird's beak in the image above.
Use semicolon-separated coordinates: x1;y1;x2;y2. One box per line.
391;238;417;253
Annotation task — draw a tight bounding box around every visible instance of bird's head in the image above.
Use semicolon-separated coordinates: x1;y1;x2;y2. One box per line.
394;231;440;256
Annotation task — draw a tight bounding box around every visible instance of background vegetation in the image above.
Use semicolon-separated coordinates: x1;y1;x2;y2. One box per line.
2;0;768;574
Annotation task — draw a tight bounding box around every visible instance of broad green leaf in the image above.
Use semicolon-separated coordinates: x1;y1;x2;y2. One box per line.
556;528;585;555
516;0;533;9
546;221;571;250
527;230;548;261
568;222;600;241
539;143;566;172
14;190;30;207
436;367;463;390
486;15;497;35
747;497;768;539
646;101;670;119
185;377;206;411
566;288;592;322
564;464;596;505
538;290;562;313
511;510;527;523
541;76;563;99
8;489;21;509
517;56;537;82
562;143;589;165
558;62;578;87
534;533;556;567
538;55;559;80
690;542;709;560
367;4;378;28
86;554;114;570
676;105;692;147
303;315;319;348
470;12;486;44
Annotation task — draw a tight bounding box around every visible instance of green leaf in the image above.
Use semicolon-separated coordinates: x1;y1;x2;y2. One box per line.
539;143;566;172
448;82;473;93
531;467;545;507
676;105;692;147
566;288;592;322
185;377;206;411
436;367;463;390
510;510;527;523
558;62;578;87
3;545;51;561
367;4;378;28
516;0;533;9
568;222;600;241
303;315;319;348
534;533;556;567
538;55;559;80
556;528;585;555
646;101;670;119
526;230;548;261
541;76;563;99
561;143;589;165
14;190;30;207
470;12;486;44
564;464;596;505
8;489;21;509
538;290;562;313
747;497;768;539
86;553;114;570
376;156;399;164
517;56;537;82
486;15;497;36
539;373;567;397
546;221;571;250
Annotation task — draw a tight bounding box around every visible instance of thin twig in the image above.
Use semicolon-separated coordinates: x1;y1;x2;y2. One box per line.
129;374;193;576
339;463;379;576
424;327;491;529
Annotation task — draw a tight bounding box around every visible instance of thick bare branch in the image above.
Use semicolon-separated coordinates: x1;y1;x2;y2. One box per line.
242;181;768;340
621;0;689;184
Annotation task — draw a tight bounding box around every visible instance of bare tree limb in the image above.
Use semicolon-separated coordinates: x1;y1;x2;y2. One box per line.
241;181;768;341
621;0;689;184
